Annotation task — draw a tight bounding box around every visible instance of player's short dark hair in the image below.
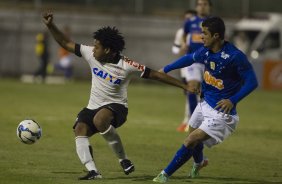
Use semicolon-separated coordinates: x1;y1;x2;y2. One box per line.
185;9;197;16
93;26;125;54
196;0;212;6
202;16;225;40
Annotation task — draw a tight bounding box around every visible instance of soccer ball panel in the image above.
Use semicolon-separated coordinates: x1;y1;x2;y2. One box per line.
17;119;42;144
18;130;35;144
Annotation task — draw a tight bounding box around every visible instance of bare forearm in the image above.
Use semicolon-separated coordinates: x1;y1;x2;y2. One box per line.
150;71;185;90
46;23;74;52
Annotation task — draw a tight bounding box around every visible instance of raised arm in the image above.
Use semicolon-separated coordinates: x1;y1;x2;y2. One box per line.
42;11;75;53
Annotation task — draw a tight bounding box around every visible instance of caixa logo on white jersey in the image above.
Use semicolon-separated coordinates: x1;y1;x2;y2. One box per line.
92;68;122;85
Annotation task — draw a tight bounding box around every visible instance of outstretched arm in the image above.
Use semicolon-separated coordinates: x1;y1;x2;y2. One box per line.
161;54;194;73
145;69;199;93
42;11;75;53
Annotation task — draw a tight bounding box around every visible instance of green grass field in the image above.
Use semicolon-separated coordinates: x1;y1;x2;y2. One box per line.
0;78;281;184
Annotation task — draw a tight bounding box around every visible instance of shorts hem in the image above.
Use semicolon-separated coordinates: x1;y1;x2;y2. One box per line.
198;126;221;148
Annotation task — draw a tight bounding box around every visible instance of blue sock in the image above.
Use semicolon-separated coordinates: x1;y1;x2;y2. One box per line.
193;142;204;164
164;145;193;176
188;93;197;114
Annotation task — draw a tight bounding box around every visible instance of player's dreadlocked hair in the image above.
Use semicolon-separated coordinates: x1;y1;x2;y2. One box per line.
93;26;125;54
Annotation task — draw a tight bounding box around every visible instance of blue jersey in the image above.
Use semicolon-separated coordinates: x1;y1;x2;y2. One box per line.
164;42;258;115
184;16;205;53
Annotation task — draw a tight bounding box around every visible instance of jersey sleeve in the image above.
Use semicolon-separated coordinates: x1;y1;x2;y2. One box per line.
229;52;258;104
184;20;190;35
124;57;149;78
163;54;194;73
192;46;206;63
75;44;94;61
163;46;206;73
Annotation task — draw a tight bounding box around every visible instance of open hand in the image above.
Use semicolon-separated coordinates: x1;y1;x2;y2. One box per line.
158;68;165;73
214;99;234;115
42;10;53;26
186;81;201;94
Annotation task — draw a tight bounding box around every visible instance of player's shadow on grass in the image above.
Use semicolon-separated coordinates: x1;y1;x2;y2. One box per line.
106;175;156;181
172;176;280;184
51;173;280;184
51;171;82;174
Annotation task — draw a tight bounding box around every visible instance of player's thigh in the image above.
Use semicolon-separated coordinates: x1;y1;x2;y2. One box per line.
73;108;97;136
199;101;239;147
184;128;210;148
185;64;203;82
188;102;204;129
93;108;114;132
74;122;93;137
180;67;188;79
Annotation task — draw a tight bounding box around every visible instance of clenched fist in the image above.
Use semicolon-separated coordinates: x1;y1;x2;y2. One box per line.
42;11;53;26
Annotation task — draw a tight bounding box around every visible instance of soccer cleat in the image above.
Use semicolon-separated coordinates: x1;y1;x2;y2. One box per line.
153;172;169;183
188;158;209;178
120;159;135;175
176;123;187;132
78;170;102;180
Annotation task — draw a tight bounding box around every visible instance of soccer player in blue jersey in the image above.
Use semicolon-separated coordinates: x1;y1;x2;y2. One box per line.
177;0;212;177
153;17;258;183
176;0;211;132
172;10;197;132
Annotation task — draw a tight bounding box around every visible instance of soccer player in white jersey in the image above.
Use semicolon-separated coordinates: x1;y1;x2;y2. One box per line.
172;10;197;132
42;11;195;180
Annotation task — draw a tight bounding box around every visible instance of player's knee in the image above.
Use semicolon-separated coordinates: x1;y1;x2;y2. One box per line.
184;134;201;148
93;109;113;132
74;122;88;136
93;115;110;132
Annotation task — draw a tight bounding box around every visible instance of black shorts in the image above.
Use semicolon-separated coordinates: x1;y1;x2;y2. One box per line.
73;103;128;134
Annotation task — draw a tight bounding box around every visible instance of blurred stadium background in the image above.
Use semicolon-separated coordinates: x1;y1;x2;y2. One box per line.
1;0;282;88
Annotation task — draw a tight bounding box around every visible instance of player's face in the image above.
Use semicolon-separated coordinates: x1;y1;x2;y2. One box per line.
93;40;110;62
201;26;214;48
196;0;211;17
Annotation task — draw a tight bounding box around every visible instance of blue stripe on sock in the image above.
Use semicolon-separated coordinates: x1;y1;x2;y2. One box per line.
193;142;204;164
164;145;193;176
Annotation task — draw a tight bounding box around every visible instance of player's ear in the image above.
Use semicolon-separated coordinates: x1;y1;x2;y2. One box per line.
104;48;110;54
213;33;220;39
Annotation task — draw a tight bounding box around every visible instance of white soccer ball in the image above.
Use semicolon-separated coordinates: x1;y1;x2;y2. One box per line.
17;119;42;144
